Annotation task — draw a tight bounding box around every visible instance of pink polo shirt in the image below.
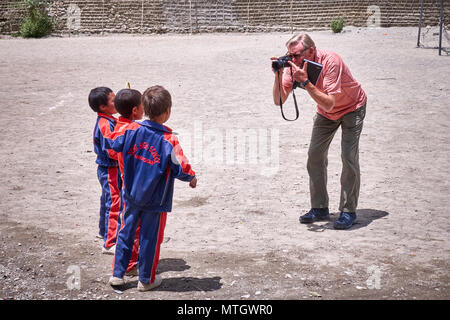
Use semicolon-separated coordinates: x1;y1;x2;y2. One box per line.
283;49;367;120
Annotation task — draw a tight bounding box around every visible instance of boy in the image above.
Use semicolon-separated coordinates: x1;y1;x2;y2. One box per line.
88;87;121;255
108;85;197;291
109;88;144;275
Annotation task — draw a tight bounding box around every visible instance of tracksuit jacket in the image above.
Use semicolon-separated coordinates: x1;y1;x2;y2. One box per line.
109;119;196;213
93;113;119;167
93;113;121;248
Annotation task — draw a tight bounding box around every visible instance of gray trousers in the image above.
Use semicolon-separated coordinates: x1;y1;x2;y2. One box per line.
307;104;366;213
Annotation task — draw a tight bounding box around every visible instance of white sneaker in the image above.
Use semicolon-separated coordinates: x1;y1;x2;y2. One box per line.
138;275;162;292
96;234;104;239
109;276;125;286
102;244;115;255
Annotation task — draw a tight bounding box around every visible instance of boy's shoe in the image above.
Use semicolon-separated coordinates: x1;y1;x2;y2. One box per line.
95;234;104;239
126;266;138;277
333;212;357;230
109;276;125;286
138;275;162;292
299;208;330;223
102;244;116;255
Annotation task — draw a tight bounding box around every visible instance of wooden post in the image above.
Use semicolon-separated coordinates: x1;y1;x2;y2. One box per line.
417;0;424;47
439;0;444;55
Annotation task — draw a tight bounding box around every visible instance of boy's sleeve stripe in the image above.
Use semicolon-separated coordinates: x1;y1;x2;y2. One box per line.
109;122;141;140
98;118;113;137
104;122;141;153
98;118;118;160
164;133;195;176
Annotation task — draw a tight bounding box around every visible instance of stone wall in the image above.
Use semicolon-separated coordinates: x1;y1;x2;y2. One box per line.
1;0;448;35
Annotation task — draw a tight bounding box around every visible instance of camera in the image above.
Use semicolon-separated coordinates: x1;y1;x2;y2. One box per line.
271;55;292;72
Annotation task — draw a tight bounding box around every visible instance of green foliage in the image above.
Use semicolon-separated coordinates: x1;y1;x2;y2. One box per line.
20;13;52;38
330;17;344;33
14;0;53;38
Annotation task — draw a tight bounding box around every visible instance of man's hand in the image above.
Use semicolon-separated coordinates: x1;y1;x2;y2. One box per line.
288;60;308;83
189;176;197;188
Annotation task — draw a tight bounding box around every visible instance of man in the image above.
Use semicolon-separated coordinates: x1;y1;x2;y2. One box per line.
272;34;367;230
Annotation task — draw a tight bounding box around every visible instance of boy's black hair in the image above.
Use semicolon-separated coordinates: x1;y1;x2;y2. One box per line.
115;89;142;118
88;87;113;112
142;85;172;119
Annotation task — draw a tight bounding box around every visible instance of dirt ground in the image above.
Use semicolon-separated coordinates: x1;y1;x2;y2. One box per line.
0;27;449;301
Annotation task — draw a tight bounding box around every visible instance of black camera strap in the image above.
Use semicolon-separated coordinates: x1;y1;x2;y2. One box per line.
277;67;299;121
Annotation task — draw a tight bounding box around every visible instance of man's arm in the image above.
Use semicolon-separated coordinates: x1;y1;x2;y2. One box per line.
272;70;291;106
287;61;335;112
304;82;335;112
271;57;292;106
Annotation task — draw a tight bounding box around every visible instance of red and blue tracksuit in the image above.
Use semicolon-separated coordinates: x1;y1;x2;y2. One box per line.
93;113;122;249
109;116;140;273
107;120;195;284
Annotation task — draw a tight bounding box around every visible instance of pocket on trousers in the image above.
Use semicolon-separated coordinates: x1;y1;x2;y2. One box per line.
343;105;366;129
358;104;366;119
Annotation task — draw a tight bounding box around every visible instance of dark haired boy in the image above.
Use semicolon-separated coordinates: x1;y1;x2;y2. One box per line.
109;88;144;275
108;85;197;291
88;87;121;255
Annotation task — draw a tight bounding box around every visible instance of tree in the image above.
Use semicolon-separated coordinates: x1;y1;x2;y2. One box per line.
14;0;53;38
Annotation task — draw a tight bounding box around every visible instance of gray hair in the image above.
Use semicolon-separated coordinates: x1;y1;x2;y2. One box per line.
286;34;316;50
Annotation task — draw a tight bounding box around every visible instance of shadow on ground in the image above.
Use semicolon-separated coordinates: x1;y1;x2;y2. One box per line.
157;258;191;273
116;276;223;293
112;258;222;292
152;276;222;292
305;209;389;232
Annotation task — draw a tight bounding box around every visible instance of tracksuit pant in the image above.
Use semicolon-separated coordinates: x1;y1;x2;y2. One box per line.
113;200;167;284
120;201;140;274
97;166;122;248
307;104;366;213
